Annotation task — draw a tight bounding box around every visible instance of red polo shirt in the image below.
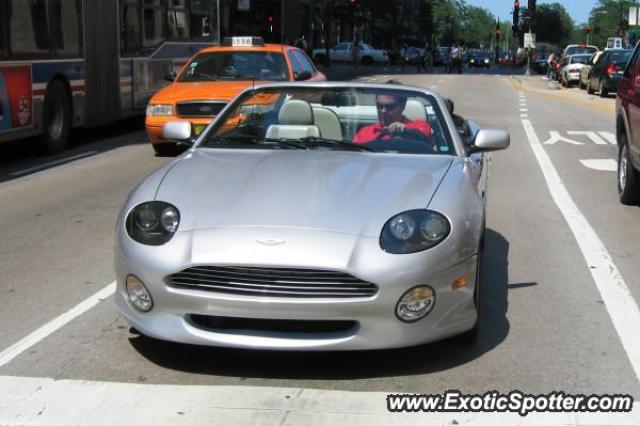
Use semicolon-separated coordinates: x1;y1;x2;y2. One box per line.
352;117;433;144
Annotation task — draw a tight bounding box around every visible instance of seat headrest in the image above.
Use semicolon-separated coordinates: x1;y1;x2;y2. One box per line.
403;99;427;122
278;100;314;125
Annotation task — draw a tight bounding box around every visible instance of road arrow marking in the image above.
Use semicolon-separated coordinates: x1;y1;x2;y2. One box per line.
579;159;617;171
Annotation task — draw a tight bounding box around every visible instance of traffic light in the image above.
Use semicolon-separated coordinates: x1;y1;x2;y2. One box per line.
267;15;274;25
586;24;592;34
496;20;501;40
513;1;520;26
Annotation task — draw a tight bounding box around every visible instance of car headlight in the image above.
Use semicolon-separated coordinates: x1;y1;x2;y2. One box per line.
380;210;450;254
126;201;180;245
484;59;490;63
146;104;174;116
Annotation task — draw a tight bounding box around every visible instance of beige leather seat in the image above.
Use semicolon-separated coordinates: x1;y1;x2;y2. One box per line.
402;99;428;122
266;100;320;139
312;107;343;140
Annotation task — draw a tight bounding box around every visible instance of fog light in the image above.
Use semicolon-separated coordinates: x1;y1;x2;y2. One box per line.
126;275;153;312
396;285;435;322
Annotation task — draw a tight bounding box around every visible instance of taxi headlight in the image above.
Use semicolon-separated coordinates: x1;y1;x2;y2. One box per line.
126;201;180;245
396;286;436;322
380;210;450;254
146;104;174;116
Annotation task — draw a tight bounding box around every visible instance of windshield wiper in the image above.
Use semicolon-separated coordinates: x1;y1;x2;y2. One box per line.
207;134;307;149
286;137;377;152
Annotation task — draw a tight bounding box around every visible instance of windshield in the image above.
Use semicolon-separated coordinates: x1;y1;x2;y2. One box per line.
612;50;633;64
178;52;289;82
566;46;597;56
570;55;591;64
200;86;454;156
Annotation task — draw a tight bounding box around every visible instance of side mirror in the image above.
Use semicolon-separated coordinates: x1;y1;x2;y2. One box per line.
295;70;312;81
163;121;193;144
468;129;510;153
164;71;177;82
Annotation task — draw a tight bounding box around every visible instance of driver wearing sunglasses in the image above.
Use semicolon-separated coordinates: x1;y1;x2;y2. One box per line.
352;94;432;144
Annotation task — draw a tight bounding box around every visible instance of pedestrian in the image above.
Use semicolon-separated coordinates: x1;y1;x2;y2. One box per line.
450;43;462;74
400;41;408;72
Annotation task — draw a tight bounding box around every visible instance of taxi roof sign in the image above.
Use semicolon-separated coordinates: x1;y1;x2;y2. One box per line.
222;37;265;47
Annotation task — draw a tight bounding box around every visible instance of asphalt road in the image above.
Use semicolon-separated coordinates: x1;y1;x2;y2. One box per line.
1;65;640;424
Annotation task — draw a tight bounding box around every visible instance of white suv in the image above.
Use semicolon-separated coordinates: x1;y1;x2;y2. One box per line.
312;43;388;65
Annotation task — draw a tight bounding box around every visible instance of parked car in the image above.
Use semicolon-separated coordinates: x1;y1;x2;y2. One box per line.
579;51;604;89
434;47;450;66
403;47;424;65
615;46;640;204
560;54;592;87
115;81;510;350
312;43;388;65
588;49;633;97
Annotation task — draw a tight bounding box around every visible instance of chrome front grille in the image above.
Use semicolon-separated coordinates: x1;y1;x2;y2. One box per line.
176;102;226;117
166;266;378;298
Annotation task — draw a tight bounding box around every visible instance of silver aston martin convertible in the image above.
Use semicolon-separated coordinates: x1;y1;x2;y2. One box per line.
115;82;509;350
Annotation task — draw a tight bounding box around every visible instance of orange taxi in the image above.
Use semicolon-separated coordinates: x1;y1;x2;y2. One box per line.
145;36;326;155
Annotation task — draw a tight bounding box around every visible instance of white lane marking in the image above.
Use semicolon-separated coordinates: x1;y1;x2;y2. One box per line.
543;131;584;145
1;375;639;425
10;151;99;176
522;118;640;383
520;108;528;112
567;131;607;145
599;131;617;145
580;159;617;171
520;115;528;119
0;282;116;367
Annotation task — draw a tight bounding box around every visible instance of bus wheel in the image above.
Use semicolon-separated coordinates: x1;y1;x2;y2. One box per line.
42;80;71;154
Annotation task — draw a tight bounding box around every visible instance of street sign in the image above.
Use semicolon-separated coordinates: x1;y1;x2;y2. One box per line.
524;32;536;49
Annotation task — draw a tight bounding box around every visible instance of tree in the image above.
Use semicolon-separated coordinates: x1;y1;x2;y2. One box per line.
589;0;634;48
533;3;575;46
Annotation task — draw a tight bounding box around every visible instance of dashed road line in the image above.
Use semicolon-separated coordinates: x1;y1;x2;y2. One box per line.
579;159;617;172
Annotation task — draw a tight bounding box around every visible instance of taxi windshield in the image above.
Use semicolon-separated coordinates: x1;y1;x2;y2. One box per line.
200;86;454;156
178;52;289;82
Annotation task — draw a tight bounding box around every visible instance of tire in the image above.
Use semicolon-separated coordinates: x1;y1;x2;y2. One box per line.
361;56;373;66
42;80;72;154
314;54;326;63
587;79;595;94
579;79;585;90
152;143;179;157
599;80;608;98
618;133;640;205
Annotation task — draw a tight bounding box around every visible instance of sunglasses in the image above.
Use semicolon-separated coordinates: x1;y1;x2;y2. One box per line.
376;102;399;111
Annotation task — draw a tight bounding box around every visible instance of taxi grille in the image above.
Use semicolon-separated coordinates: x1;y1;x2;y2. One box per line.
176;102;226;117
166;266;378;298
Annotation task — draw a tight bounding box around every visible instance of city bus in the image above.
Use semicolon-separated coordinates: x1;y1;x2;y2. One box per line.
0;0;220;154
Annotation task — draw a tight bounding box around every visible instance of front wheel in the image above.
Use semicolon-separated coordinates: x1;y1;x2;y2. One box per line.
587;79;595;95
618;134;640;205
152;143;179;157
361;56;373;66
42;80;72;154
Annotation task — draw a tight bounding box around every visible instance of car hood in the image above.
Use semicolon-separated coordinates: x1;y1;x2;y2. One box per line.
150;81;255;103
155;149;453;236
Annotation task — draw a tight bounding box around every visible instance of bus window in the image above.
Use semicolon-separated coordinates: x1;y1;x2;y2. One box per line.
167;9;189;39
121;3;142;57
143;4;166;54
50;0;83;58
4;0;54;59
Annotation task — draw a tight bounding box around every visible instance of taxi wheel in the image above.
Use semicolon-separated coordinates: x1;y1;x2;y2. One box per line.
618;133;640;205
152;143;178;157
42;80;71;154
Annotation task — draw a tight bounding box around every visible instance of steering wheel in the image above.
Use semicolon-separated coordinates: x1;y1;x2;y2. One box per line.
366;129;437;153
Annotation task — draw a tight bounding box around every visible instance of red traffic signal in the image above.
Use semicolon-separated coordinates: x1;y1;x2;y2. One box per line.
267;15;274;24
586;24;592;33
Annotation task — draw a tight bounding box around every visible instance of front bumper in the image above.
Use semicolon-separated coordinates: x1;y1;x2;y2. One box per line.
115;228;478;351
